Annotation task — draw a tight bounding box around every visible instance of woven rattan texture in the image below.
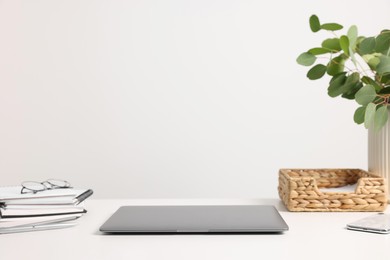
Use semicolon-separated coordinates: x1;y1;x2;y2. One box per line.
278;169;387;212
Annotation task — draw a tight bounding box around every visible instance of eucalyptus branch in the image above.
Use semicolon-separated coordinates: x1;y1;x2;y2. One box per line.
297;14;390;130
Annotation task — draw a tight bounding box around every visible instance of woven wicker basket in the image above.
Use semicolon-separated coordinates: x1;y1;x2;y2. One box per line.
278;169;388;212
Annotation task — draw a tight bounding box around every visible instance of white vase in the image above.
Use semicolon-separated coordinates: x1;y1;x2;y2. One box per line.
368;109;390;202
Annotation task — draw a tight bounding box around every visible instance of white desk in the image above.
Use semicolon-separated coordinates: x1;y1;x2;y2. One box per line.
2;199;390;260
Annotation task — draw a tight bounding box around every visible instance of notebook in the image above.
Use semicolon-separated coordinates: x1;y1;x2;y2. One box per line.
0;222;77;234
0;203;86;217
0;213;83;228
0;186;93;205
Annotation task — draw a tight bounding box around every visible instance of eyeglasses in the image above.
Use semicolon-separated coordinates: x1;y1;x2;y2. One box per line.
21;179;72;194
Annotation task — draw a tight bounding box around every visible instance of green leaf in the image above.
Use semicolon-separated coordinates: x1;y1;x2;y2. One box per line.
380;74;390;85
357;36;366;45
327;72;359;98
340;35;350;55
327;73;347;97
347;25;358;49
346;72;360;84
320;23;343;31
309;15;321;32
306;64;327;80
362;53;382;70
364;102;377;129
308;48;331;55
348;26;358;69
379;87;390;94
327;55;346;76
330;72;347;83
358;37;376;55
369;58;381;69
342;72;360;90
342;82;363;100
362;76;382;92
362;53;381;62
375;32;390;54
350;48;357;67
354;106;366;124
297;52;316;66
374;106;389;131
377;55;390;75
361;76;373;84
321;38;341;52
355;84;377;105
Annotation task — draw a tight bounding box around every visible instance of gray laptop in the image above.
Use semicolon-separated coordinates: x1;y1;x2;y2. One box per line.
99;205;288;233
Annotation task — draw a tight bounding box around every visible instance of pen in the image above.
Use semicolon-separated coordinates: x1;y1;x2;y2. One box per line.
73;189;93;205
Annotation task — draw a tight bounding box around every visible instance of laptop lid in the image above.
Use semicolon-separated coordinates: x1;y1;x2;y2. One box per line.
99;205;288;233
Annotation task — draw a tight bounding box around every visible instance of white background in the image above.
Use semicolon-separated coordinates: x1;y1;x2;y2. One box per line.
1;0;389;198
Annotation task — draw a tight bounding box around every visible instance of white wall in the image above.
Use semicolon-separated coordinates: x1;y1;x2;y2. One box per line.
1;0;389;198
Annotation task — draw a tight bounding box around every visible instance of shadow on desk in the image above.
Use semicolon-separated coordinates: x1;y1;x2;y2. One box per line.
96;231;286;236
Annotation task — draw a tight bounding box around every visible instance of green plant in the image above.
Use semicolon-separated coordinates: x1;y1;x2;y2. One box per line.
297;15;390;131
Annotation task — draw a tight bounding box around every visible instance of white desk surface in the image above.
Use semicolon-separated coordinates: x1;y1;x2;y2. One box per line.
2;199;390;260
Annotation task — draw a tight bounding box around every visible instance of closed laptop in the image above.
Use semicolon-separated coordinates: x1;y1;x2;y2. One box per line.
100;205;288;233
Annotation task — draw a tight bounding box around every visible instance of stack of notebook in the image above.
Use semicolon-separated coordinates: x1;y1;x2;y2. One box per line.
0;186;93;234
